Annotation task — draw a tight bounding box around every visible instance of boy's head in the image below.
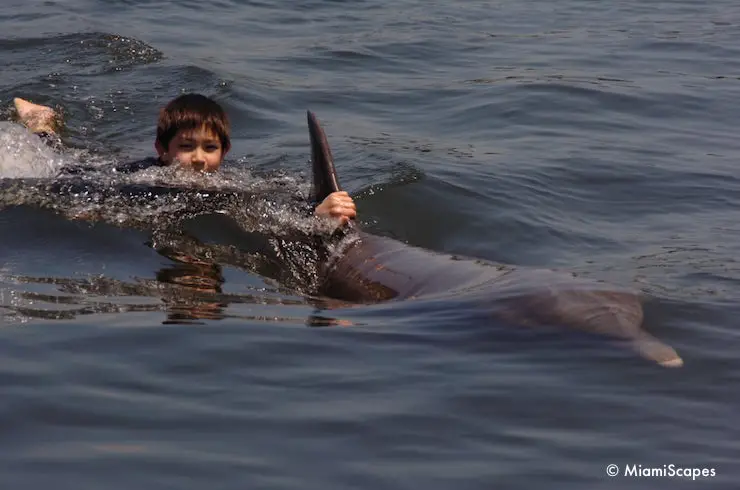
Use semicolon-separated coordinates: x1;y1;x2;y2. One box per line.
155;93;231;172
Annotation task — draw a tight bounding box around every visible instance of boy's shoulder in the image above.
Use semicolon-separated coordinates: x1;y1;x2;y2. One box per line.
58;156;166;177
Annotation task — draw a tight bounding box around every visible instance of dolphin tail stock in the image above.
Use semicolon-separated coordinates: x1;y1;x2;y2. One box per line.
307;110;342;203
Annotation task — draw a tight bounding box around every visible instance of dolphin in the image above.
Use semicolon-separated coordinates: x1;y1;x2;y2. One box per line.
306;111;683;368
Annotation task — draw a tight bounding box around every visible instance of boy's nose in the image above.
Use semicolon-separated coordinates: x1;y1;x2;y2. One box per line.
191;149;206;167
192;148;206;162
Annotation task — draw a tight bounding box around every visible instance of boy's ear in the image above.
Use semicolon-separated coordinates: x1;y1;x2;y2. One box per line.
155;140;167;158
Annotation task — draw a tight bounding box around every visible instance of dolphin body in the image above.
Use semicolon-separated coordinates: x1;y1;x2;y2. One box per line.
306;111;683;368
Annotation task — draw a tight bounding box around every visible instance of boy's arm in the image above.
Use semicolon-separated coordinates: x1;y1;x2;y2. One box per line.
315;191;356;225
13;98;60;135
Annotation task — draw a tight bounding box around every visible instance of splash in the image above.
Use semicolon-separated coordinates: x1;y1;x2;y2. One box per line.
0;122;73;178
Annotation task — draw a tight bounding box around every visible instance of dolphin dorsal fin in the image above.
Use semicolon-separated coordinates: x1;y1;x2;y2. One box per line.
307;111;341;203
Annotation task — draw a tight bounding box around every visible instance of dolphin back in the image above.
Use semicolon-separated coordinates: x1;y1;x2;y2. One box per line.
307;110;341;203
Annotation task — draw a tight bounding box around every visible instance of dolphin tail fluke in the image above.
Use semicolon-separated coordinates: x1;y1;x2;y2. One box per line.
307;110;342;203
630;332;683;368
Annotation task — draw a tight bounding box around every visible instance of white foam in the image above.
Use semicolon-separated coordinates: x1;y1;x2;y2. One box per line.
0;121;72;179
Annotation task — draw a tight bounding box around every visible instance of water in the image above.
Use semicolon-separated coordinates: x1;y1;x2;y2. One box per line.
1;1;739;488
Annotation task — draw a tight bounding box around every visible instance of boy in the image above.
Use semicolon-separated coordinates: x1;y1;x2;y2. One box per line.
12;94;357;224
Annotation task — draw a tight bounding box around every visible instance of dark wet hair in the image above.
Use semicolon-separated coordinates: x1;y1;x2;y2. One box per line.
156;93;231;153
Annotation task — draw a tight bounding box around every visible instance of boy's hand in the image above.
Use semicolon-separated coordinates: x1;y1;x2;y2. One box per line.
315;191;356;225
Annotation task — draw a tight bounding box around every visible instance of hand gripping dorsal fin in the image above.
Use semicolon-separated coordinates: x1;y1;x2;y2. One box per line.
307;111;341;203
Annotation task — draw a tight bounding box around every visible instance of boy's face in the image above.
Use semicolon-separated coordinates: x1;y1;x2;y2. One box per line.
156;125;226;172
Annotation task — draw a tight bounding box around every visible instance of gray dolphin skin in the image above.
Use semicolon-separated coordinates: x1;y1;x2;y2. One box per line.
307;111;683;368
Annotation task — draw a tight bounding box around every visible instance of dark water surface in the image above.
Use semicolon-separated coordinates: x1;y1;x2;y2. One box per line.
2;1;740;488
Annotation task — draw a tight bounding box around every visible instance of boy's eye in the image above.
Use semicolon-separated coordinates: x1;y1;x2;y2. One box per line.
206;145;220;152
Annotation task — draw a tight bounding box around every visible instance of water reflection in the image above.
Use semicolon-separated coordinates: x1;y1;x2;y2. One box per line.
1;225;358;328
155;256;227;324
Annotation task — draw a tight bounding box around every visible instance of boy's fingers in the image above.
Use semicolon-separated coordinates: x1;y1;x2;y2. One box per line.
317;192;356;222
330;206;356;218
